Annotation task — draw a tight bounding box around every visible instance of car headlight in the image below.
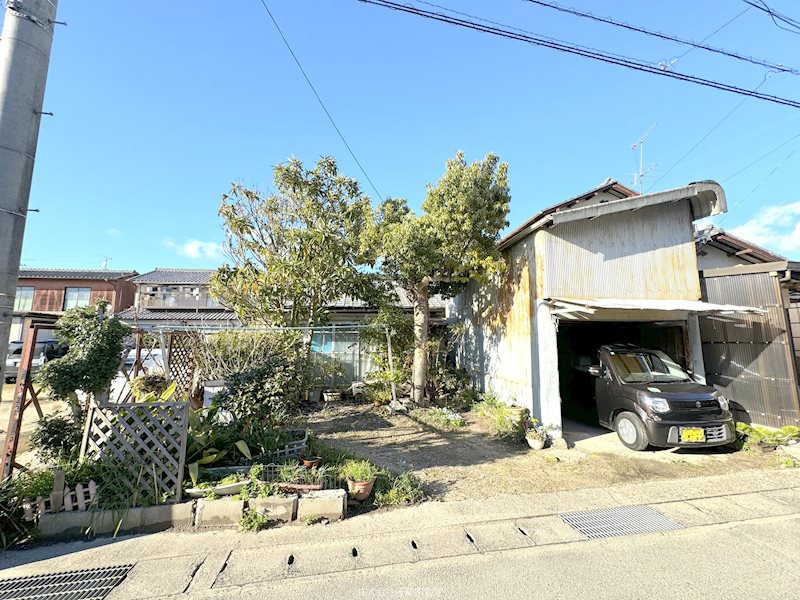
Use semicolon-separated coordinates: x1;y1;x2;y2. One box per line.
717;396;729;411
644;397;670;413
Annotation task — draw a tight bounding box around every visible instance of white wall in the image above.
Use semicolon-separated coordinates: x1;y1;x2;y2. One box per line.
696;245;749;271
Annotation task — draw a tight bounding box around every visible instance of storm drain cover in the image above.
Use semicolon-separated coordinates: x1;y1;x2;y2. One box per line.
0;564;133;600
560;506;682;539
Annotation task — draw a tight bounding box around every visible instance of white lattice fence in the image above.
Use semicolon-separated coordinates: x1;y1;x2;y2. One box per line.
80;400;190;502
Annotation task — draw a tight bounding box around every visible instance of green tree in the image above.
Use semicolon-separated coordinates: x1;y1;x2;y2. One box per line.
38;301;131;419
211;156;377;326
375;152;510;405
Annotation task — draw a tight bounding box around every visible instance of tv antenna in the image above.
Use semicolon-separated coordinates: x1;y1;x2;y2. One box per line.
101;256;112;270
632;124;657;193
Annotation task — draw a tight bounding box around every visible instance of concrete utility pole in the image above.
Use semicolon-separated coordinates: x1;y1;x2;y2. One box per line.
0;0;58;385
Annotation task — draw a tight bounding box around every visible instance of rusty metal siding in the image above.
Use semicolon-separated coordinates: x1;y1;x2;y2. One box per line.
700;272;800;428
540;202;700;301
454;239;535;406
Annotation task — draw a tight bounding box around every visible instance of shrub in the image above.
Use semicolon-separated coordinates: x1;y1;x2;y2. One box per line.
374;471;426;507
214;359;303;429
193;330;304;387
0;477;29;550
130;373;168;399
476;392;527;441
29;413;83;464
339;459;379;482
38;301;130;408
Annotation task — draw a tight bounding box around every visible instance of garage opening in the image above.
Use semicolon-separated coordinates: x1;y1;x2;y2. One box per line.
556;321;687;426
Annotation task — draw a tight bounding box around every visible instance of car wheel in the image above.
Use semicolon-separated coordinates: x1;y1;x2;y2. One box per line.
615;411;649;451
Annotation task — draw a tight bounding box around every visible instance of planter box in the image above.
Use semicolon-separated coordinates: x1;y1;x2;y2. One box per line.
194;498;244;528
276;482;322;495
272;429;308;462
203;380;226;408
296;489;347;522
185;479;250;499
38;502;195;539
249;495;298;522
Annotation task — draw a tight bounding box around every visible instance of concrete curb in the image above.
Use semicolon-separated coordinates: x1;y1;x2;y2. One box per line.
36;490;348;539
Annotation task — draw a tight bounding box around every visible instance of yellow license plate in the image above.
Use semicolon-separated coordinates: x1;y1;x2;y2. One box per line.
681;428;705;443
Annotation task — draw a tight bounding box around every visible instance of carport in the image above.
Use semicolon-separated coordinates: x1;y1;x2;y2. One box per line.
454;179;764;436
548;298;764;427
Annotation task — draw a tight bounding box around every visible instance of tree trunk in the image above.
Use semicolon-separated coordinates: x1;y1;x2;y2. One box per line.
412;282;429;406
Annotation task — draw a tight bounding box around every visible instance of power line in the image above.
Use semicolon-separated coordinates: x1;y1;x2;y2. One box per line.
256;0;385;200
721;130;800;183
646;71;775;192
742;0;800;35
719;141;800;222
674;7;751;63
358;0;800;109
523;0;799;74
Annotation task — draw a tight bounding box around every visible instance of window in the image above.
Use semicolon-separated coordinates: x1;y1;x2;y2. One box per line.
64;287;91;310
14;287;34;311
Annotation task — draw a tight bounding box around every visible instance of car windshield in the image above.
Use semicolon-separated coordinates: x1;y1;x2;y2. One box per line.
607;350;691;384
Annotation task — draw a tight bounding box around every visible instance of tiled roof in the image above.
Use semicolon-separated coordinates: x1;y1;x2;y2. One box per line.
116;307;239;322
18;268;138;281
130;268;217;285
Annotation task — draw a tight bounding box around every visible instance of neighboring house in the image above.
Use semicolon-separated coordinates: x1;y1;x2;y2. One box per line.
117;268;445;329
10;268;138;342
451;179;768;434
695;226;800;428
116;269;238;329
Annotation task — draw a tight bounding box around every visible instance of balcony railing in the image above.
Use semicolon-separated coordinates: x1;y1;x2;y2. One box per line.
139;293;223;309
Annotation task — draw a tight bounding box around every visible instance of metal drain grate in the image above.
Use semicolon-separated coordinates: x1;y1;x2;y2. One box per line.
0;564;134;600
560;506;682;539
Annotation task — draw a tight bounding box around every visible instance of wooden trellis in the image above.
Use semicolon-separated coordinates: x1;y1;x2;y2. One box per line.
80;400;190;502
166;333;198;397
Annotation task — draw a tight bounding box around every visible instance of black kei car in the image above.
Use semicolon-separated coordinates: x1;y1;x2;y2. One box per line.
588;344;735;451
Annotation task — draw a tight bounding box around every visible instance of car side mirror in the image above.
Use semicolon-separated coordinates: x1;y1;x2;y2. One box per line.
588;365;603;377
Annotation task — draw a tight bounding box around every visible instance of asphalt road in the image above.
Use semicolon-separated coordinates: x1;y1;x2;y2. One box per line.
191;515;800;600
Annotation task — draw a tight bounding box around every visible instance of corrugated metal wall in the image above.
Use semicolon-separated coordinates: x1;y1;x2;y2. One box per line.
541;202;700;301
700;271;800;427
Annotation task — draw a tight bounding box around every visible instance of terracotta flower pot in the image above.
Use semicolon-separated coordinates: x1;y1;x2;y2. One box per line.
526;436;545;450
346;478;376;501
300;456;321;469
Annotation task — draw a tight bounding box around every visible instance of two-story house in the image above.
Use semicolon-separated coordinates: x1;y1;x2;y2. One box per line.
11;268;138;342
116;268;239;328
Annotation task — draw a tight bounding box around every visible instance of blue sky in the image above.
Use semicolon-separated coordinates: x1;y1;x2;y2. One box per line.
9;0;800;272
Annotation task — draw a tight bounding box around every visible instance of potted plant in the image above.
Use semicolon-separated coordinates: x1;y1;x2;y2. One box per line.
300;454;321;469
523;417;550;450
339;460;379;501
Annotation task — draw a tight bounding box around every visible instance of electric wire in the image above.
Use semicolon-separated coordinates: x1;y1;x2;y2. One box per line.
357;0;800;109
721;131;800;183
256;0;385;200
523;0;798;74
718;141;800;222
646;71;776;192
673;7;751;63
742;0;800;35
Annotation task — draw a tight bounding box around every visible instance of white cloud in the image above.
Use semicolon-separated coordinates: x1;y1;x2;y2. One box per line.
105;228;121;237
163;238;223;259
728;201;800;256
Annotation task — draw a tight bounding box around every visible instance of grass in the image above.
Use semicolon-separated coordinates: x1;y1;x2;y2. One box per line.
412;407;466;431
239;508;270;532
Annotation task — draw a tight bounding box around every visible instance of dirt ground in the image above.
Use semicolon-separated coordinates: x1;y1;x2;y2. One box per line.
0;382;68;468
307;400;793;501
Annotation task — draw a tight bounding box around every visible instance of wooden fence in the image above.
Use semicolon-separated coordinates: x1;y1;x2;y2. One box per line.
80;400;190;502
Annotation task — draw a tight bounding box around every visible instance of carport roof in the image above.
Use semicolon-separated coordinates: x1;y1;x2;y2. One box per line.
549;297;766;317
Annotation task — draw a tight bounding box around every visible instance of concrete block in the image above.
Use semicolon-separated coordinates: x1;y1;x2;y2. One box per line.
194;498;243;528
249;495;297;522
296;489;347;522
132;502;195;531
38;511;95;538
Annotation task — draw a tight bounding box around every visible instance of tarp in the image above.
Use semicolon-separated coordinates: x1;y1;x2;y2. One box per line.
549;297;766;315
